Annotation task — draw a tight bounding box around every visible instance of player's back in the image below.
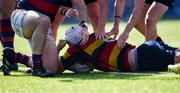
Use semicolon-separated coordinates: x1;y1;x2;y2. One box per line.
17;0;62;21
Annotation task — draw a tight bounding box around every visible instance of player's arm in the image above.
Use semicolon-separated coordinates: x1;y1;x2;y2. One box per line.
71;0;88;22
71;0;89;45
123;0;144;34
61;48;93;73
108;0;125;38
113;0;125;30
117;0;144;48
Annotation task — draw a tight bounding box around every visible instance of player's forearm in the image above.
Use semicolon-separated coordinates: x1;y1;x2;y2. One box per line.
124;0;144;33
97;0;109;30
71;0;88;22
113;0;125;28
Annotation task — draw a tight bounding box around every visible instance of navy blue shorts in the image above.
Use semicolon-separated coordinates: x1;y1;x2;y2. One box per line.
62;0;97;8
136;41;176;71
145;0;175;9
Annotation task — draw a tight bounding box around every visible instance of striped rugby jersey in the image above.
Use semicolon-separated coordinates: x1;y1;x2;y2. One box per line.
62;34;136;72
16;0;63;22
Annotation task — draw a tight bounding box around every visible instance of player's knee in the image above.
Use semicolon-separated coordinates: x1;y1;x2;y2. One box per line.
39;15;51;29
28;11;51;30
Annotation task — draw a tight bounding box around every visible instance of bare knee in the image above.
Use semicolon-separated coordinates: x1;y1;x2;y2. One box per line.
38;15;51;29
28;11;51;29
23;11;51;38
32;14;51;34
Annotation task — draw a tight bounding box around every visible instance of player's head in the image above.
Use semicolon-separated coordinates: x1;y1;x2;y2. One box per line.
65;25;83;45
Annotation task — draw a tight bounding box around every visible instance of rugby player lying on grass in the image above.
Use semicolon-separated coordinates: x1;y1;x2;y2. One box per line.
4;25;180;75
58;25;180;73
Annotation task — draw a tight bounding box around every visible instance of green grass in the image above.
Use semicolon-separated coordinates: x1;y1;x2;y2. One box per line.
1;20;180;93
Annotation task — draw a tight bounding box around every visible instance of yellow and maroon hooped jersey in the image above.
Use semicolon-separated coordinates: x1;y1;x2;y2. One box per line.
62;34;136;72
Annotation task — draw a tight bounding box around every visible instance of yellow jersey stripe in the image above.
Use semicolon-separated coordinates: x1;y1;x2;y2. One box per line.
109;45;121;71
63;51;71;59
84;40;104;55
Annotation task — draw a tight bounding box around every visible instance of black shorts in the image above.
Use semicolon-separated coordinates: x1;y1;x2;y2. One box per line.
62;0;97;8
136;41;176;71
145;0;175;9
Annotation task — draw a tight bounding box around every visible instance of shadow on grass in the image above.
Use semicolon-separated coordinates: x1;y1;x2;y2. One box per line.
0;68;32;77
10;74;31;77
1;68;179;80
50;71;166;82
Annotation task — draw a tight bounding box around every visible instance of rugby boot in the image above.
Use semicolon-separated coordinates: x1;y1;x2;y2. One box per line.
2;47;15;75
32;66;54;77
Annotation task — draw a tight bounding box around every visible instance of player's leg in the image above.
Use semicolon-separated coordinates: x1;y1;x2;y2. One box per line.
10;9;54;77
25;32;65;74
27;31;65;74
145;2;168;41
135;3;151;36
0;0;18;70
0;0;16;48
24;11;55;76
135;0;164;43
86;0;99;31
42;29;65;73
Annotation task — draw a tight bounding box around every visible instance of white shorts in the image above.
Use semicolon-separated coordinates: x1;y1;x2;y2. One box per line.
11;9;27;38
11;9;54;40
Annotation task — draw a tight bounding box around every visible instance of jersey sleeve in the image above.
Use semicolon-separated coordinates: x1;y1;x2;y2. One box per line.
61;45;90;69
61;46;80;69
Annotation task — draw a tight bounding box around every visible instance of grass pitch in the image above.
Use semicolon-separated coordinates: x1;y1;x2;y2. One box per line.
0;20;180;93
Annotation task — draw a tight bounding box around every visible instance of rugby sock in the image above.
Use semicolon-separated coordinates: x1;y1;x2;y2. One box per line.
0;18;15;48
32;54;43;69
3;49;31;67
15;52;31;67
156;36;164;43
